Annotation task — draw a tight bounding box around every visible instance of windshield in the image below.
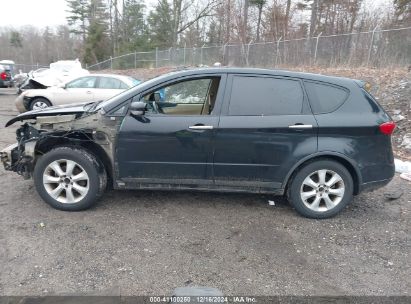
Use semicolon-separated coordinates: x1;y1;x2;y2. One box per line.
97;70;186;111
97;81;144;110
97;73;170;110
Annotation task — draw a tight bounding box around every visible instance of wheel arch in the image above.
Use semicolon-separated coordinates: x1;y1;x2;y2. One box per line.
26;96;53;110
283;152;362;195
34;135;113;188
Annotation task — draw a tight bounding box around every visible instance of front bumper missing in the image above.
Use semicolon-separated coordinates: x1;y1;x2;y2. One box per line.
0;143;18;170
1;142;35;179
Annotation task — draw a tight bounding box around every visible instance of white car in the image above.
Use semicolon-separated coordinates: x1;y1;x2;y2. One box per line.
15;74;140;112
17;59;90;94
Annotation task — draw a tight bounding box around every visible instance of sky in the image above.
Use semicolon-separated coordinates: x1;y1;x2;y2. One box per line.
0;0;158;28
0;0;392;28
1;0;69;27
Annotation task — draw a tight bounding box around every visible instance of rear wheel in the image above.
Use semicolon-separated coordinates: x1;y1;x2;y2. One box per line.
33;147;107;211
288;160;353;219
30;97;51;111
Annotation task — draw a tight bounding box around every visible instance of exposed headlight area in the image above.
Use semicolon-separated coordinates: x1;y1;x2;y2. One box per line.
22;95;33;110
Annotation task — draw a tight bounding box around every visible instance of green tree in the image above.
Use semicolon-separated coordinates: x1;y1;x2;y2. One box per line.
394;0;411;25
122;0;150;51
10;31;23;48
84;0;110;64
43;27;53;62
148;0;174;48
66;0;89;43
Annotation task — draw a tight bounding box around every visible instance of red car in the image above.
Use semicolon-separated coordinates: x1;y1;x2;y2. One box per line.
0;64;12;88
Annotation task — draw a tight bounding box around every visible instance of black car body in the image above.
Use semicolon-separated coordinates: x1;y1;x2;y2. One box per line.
0;68;395;218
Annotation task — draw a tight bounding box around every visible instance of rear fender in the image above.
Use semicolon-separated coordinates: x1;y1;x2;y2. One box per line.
282;151;362;194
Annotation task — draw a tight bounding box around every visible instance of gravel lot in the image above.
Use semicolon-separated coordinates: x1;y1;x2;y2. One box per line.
0;88;410;296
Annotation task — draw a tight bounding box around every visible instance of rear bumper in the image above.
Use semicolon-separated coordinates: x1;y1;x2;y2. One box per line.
359;177;393;193
0;80;11;87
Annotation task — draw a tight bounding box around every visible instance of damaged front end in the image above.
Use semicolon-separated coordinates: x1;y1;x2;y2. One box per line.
1;105;120;181
1;124;41;179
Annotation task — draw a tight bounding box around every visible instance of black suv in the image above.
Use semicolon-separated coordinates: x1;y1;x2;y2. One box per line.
1;68;395;218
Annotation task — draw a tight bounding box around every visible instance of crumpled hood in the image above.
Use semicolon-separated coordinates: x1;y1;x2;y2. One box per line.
6;103;88;127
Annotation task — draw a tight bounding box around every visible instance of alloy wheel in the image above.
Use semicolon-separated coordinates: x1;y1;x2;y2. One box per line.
32;101;49;110
300;169;345;212
42;159;90;204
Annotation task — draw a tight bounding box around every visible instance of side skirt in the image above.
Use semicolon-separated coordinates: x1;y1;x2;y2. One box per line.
115;178;285;195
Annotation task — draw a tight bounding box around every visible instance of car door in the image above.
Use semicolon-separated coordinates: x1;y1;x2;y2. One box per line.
116;74;226;186
52;76;97;105
94;76;127;101
213;74;318;190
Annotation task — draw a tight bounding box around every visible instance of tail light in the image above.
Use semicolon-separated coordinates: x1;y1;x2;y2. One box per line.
0;72;6;80
379;121;396;135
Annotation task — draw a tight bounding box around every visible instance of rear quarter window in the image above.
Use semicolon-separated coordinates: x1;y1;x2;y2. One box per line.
229;76;304;116
304;81;348;114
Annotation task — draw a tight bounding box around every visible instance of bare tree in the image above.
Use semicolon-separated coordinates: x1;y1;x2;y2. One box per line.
243;0;249;42
309;0;318;37
284;0;291;38
250;0;266;42
171;0;221;46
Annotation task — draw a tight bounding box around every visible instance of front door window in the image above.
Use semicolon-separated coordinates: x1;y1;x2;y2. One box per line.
141;77;220;116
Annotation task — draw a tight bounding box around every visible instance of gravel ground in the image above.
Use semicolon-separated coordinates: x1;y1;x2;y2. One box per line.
0;89;410;296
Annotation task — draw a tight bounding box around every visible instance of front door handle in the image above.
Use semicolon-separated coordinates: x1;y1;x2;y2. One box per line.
288;124;313;129
86;91;92;94
188;125;214;130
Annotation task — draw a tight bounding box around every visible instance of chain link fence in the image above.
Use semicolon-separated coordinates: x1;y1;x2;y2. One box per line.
87;27;411;71
13;63;49;73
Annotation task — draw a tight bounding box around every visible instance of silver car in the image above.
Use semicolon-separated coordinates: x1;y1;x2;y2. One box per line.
15;74;140;112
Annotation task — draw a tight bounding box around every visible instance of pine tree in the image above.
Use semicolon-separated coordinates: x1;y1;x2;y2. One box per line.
10;31;23;48
394;0;411;25
42;27;53;62
148;0;174;48
84;0;110;63
66;0;90;43
122;0;150;51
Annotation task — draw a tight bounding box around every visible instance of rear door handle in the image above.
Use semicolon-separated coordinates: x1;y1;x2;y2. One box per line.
288;124;313;129
86;91;92;94
188;125;214;130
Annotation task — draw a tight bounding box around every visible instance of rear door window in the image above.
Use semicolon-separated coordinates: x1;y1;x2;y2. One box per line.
98;77;126;89
228;76;304;115
304;81;348;114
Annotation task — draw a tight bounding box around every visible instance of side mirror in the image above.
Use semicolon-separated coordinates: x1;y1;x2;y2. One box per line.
57;83;66;89
130;101;146;116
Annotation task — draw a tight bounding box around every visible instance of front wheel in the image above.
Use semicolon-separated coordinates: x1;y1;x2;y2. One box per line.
30;97;51;111
33;147;107;211
288;160;354;219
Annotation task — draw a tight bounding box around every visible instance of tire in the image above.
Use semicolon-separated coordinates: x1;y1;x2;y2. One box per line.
33;147;107;211
287;160;354;219
29;97;51;111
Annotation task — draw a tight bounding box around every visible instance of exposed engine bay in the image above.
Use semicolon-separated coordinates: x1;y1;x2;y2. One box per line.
0;109;121;181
